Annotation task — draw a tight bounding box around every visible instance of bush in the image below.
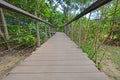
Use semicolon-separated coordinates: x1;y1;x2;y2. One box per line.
19;35;36;47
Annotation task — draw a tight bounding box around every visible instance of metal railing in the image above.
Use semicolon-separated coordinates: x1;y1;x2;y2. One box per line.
0;0;55;27
63;0;112;27
0;0;56;48
0;0;57;65
63;2;120;78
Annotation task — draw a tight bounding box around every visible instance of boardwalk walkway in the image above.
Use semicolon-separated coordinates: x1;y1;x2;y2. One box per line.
3;32;109;80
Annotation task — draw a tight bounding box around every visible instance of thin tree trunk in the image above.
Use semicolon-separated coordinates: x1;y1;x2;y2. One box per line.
84;13;92;43
104;0;118;44
0;8;9;40
0;8;10;49
0;28;4;39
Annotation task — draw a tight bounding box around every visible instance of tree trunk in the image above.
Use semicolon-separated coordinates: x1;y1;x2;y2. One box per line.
0;8;10;49
84;12;92;43
104;0;118;44
0;8;9;40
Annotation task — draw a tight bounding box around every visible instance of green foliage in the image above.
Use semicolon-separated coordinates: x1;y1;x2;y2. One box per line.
18;35;36;47
66;0;120;71
113;29;120;40
7;22;36;47
3;0;120;59
97;62;103;70
81;41;95;59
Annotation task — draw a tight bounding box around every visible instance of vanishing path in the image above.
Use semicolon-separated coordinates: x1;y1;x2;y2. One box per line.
3;32;109;80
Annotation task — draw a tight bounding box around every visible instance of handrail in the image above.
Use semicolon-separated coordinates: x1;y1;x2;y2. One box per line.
0;0;55;27
62;0;112;27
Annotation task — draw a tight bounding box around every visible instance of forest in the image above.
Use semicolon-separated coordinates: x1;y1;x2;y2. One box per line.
0;0;120;80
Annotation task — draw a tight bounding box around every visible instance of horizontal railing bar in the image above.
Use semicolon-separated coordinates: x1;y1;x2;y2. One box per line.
63;0;112;27
0;0;55;28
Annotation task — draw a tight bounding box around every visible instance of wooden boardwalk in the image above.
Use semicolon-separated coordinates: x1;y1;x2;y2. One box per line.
3;32;110;80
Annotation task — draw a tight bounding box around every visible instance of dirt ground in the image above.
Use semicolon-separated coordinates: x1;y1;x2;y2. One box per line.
0;47;35;80
101;51;120;80
0;46;120;80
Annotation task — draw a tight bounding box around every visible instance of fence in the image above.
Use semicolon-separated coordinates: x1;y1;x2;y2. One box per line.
0;0;56;56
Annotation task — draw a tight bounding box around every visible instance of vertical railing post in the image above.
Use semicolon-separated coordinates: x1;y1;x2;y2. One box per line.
45;26;48;41
52;27;54;36
35;12;40;47
53;28;56;35
64;26;67;34
71;23;73;40
49;26;51;37
69;24;72;39
66;26;68;36
68;24;70;37
51;27;53;36
78;18;82;48
52;27;55;35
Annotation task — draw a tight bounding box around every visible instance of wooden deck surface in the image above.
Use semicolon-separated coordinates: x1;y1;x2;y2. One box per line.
3;32;110;80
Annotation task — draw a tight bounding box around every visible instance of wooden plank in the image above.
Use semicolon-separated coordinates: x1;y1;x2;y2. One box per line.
3;72;108;78
9;66;99;73
3;73;109;80
2;32;110;80
24;56;90;61
3;77;109;80
30;53;87;57
21;60;95;66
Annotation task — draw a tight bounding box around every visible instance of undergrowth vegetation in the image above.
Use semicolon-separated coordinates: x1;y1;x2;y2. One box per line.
0;0;120;80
